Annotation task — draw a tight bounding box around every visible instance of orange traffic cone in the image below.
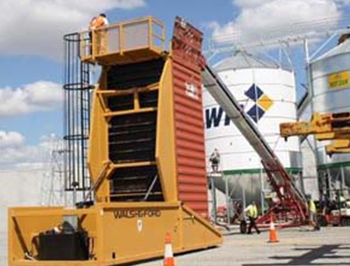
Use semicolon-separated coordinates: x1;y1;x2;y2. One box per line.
268;215;279;243
164;233;175;266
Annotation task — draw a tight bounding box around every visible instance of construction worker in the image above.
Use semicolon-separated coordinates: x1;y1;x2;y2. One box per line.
90;13;109;55
95;13;109;28
309;197;319;230
209;149;220;173
245;201;260;234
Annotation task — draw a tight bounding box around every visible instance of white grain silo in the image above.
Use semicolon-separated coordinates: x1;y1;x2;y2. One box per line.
204;51;302;207
309;39;350;199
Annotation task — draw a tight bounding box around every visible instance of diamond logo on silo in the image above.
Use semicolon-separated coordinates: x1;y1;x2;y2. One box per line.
245;84;273;123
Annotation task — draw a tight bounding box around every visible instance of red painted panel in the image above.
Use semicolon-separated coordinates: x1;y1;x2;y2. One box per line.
176;149;205;161
177;157;206;168
176;139;205;153
178;184;207;194
180;193;208;202
176;132;204;146
175;121;204;136
175;112;204;128
178;176;207;185
173;73;202;86
171;17;208;218
174;105;203;120
173;94;203;112
177;166;206;176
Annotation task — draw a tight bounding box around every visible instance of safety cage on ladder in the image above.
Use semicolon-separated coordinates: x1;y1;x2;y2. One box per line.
63;33;94;200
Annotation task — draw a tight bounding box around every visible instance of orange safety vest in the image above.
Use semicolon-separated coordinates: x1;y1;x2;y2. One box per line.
94;16;107;28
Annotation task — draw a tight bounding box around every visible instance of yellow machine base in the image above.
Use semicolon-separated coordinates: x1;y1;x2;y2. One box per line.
9;202;222;266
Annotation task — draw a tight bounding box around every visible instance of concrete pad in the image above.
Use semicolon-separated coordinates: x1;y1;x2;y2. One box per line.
138;227;350;266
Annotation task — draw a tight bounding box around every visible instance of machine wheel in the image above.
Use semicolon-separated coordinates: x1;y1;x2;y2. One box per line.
318;215;328;227
341;217;350;226
240;220;247;234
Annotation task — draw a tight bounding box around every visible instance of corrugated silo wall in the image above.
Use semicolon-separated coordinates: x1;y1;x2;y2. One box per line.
310;42;350;199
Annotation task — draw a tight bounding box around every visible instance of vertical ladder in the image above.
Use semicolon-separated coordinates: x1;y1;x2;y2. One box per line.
80;61;92;198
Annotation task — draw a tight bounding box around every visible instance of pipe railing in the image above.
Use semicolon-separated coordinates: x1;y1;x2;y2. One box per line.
79;16;166;61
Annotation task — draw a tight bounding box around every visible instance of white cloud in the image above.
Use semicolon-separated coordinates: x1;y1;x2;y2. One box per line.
0;131;25;148
210;0;342;45
0;132;60;170
0;81;62;117
233;0;267;8
0;0;146;58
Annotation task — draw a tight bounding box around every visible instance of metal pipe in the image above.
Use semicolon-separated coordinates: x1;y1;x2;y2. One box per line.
260;169;265;214
210;175;217;223
225;176;230;226
340;167;345;196
242;186;246;220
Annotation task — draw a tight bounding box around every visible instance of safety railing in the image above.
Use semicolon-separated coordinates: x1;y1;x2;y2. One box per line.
80;16;166;62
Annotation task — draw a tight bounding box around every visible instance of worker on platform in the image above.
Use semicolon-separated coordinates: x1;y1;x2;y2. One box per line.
209;149;220;173
96;13;109;27
89;13;109;55
245;201;260;234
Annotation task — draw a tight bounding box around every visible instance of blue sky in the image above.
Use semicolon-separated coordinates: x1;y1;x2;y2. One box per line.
0;0;349;169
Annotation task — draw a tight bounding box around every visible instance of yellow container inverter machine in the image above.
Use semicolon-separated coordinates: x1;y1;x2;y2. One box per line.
8;17;222;265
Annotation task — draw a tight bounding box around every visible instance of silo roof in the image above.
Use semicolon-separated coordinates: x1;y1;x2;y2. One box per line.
213;51;282;72
313;39;350;62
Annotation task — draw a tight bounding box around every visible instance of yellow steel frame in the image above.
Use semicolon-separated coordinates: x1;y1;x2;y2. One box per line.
9;16;222;266
280;111;350;154
280;113;333;138
326;139;350;154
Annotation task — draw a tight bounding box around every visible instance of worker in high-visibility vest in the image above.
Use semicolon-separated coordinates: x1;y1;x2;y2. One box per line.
89;13;109;30
95;13;109;27
309;198;319;230
90;13;109;55
245;201;260;234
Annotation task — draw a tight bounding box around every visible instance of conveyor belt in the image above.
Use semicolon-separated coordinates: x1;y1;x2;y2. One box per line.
202;65;307;207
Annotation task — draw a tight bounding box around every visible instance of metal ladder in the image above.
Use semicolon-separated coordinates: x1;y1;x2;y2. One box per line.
80;61;93;197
